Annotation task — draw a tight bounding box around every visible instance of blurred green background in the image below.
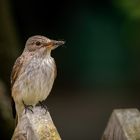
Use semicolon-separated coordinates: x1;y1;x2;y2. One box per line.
0;0;140;139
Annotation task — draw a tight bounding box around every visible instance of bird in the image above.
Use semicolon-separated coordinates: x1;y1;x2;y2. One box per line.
11;35;65;121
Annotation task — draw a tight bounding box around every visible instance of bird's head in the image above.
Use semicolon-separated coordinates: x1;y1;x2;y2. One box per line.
24;35;65;55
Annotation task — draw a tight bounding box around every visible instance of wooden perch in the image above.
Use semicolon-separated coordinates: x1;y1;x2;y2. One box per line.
12;106;61;140
102;108;140;140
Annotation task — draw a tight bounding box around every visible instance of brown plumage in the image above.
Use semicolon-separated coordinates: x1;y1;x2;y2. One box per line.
11;35;64;120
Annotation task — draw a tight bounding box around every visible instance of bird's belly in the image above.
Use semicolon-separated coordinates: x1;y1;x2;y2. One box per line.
21;70;54;105
14;57;55;106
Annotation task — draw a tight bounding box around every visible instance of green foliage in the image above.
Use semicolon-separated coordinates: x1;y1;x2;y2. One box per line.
115;0;140;19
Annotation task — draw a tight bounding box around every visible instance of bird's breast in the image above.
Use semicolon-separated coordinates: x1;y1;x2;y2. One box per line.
14;56;56;105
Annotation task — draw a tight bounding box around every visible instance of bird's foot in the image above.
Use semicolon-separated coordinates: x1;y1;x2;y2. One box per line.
22;100;33;114
36;100;48;113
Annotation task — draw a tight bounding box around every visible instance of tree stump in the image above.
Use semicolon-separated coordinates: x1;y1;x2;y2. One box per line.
12;106;61;140
102;108;140;140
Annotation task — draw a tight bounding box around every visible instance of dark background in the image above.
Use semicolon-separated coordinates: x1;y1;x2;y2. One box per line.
0;0;140;139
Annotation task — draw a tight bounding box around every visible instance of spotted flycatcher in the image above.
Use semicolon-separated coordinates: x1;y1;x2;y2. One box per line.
11;35;65;121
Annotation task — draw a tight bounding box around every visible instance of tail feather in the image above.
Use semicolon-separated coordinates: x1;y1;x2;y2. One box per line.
11;98;18;126
11;98;16;118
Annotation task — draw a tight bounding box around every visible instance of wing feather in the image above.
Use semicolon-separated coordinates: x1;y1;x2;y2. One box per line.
11;55;24;118
11;56;24;88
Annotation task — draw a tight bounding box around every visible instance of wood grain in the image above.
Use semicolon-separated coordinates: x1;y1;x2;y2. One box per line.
102;108;140;140
12;106;61;140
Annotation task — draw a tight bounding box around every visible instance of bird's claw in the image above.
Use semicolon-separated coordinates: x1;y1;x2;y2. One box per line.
36;100;48;113
22;100;33;114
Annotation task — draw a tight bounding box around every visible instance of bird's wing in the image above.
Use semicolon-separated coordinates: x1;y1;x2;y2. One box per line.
54;62;57;80
11;55;24;118
11;55;24;88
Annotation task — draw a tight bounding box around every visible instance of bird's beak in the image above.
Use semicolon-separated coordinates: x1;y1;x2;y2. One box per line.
51;40;65;50
44;40;65;50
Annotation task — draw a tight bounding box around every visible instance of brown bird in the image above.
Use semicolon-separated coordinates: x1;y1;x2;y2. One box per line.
11;35;65;121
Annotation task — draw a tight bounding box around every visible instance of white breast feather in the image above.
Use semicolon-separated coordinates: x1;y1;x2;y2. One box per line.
15;56;55;106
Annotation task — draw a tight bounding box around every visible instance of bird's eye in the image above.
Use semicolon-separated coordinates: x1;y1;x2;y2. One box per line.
35;41;41;46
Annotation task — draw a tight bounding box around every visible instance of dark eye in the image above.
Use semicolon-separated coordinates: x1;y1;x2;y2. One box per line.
35;41;41;46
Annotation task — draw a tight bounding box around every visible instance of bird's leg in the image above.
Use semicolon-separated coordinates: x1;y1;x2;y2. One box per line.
36;100;48;113
22;100;33;114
